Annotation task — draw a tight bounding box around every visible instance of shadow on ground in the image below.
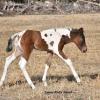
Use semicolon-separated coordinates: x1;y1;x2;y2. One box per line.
5;73;99;87
31;73;99;82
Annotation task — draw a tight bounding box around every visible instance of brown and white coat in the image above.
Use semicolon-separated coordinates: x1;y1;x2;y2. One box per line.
0;27;87;89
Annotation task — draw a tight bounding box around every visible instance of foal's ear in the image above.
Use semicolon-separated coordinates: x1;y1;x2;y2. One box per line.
79;27;83;32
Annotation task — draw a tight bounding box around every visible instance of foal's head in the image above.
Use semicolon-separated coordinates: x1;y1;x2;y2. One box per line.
70;28;87;53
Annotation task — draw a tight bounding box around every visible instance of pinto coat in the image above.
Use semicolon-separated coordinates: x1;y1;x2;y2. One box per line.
0;27;87;89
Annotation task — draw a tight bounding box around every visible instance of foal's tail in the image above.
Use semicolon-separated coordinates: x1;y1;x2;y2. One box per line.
6;37;13;52
6;32;19;52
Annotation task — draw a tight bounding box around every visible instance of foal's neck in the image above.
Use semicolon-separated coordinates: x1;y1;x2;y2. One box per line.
61;35;72;45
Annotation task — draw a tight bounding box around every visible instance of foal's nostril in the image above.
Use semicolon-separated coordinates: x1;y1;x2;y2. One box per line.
84;49;87;53
83;49;86;53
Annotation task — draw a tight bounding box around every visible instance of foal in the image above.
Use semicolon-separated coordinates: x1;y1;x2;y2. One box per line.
0;27;87;89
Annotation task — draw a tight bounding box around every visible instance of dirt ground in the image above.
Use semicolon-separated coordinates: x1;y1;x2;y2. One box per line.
0;14;100;100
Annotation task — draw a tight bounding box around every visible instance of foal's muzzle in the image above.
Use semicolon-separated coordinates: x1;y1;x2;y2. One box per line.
82;46;87;53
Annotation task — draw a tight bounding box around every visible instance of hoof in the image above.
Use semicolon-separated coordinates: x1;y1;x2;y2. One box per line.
76;78;81;83
43;81;47;87
31;85;36;90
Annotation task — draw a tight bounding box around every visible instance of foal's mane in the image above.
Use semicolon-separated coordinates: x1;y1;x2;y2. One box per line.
70;28;84;37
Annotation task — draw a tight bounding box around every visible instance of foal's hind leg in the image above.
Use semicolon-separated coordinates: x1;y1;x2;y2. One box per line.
0;49;20;86
42;52;53;86
18;56;35;90
18;45;35;90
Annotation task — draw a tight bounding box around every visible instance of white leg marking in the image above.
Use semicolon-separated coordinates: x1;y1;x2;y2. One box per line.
56;53;80;83
0;54;16;86
65;59;80;82
19;57;35;89
42;64;49;86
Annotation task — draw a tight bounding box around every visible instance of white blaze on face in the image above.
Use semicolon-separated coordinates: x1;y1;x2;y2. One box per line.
41;28;71;53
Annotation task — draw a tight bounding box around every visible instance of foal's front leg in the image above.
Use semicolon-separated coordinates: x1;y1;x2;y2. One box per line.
42;52;53;86
56;51;80;83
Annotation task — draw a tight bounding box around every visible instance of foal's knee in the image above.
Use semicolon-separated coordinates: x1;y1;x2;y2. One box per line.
5;54;16;66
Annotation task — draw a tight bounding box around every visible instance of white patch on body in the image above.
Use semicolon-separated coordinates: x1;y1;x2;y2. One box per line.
11;30;26;49
56;28;71;38
41;28;71;53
